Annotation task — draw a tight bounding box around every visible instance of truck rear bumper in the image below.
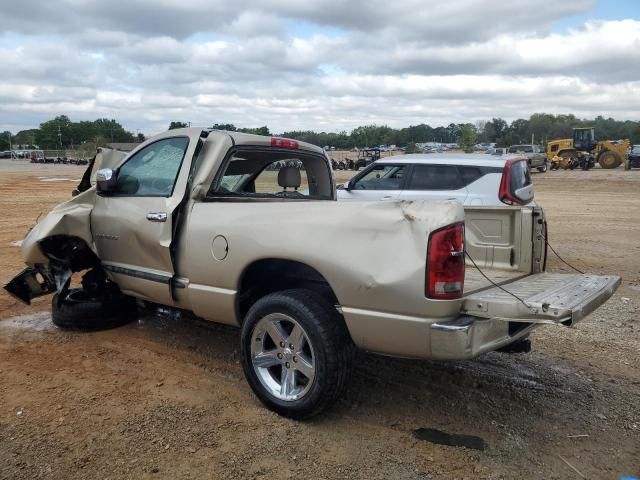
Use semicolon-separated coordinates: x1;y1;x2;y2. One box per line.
430;316;535;360
342;306;537;360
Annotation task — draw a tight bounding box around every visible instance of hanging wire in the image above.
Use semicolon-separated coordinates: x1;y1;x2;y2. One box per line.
465;251;532;309
541;232;584;274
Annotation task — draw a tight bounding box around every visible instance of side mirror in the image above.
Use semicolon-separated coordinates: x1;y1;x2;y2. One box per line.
96;168;118;193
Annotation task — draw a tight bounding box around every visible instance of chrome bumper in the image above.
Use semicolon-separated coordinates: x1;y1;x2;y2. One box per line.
430;316;535;360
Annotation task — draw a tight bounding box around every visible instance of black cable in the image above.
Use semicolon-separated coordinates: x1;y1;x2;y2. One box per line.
541;233;584;274
465;251;532;309
465;230;584;311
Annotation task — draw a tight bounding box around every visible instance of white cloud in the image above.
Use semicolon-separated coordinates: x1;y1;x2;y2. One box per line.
0;0;639;136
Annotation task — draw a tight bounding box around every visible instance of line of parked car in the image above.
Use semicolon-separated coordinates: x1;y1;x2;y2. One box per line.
0;150;88;165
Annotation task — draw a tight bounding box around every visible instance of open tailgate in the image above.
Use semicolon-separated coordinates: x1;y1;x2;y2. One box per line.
462;273;620;325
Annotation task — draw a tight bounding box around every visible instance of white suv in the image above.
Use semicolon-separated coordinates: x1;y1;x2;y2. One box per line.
337;154;534;206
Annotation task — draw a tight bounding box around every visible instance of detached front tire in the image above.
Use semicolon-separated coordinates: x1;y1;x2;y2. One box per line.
52;288;137;331
240;289;354;419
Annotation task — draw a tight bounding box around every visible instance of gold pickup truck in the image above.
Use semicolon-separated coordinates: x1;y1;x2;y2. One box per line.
5;128;619;418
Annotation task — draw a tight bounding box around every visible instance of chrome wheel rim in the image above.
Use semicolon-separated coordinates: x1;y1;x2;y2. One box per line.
250;313;316;401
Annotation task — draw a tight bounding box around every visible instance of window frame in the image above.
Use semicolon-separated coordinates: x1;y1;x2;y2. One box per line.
205;145;333;202
107;136;190;198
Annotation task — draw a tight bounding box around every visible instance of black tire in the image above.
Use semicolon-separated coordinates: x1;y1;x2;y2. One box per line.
240;289;354;419
52;288;137;331
598;151;621;169
537;163;547;173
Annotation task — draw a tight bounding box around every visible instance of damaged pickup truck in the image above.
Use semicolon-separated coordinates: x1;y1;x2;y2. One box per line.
5;128;620;418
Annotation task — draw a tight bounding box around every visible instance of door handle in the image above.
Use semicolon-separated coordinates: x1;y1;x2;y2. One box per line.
146;212;167;222
381;195;393;199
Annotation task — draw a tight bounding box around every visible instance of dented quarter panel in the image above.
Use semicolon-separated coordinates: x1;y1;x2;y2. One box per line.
178;198;465;357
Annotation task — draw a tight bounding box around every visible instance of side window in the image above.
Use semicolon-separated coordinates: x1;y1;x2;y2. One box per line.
353;164;406;190
458;166;484;185
407;165;462;190
116;137;189;196
550;144;559;152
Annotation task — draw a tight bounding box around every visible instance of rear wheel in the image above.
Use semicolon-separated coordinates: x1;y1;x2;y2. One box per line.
240;289;354;419
598;151;621;169
537;162;547;173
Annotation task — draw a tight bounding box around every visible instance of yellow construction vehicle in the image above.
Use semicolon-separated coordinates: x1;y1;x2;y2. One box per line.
546;127;630;169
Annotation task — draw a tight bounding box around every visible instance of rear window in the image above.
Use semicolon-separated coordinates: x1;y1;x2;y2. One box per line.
208;148;332;200
510;160;532;192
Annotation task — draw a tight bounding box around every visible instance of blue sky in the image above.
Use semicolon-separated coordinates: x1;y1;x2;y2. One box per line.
555;0;639;30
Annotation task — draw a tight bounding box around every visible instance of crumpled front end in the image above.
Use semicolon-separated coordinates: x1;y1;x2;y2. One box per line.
4;188;99;304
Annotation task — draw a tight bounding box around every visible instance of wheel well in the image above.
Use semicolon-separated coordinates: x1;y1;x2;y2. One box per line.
236;259;339;320
38;235;99;272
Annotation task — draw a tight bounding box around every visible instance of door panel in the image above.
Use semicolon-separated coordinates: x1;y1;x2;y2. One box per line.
91;132;202;305
93;196;175;301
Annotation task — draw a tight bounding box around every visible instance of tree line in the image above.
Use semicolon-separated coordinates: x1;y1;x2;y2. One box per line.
1;115;144;151
2;113;639;152
280;114;640;149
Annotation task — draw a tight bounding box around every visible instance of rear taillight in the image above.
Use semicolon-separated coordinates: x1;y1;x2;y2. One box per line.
426;223;465;299
499;158;524;205
271;137;299;149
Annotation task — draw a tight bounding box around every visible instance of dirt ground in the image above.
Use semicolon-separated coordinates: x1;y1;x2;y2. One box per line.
0;161;638;480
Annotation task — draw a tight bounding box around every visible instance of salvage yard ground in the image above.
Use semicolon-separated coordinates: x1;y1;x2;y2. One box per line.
0;161;639;479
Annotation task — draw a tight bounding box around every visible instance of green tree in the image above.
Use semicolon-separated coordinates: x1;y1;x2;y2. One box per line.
405;142;421;154
211;123;237;131
168;121;189;130
1;131;13;150
239;126;270;136
458;126;477;153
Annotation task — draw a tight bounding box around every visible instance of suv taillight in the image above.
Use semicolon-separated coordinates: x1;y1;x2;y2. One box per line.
499;158;525;205
426;223;465;299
